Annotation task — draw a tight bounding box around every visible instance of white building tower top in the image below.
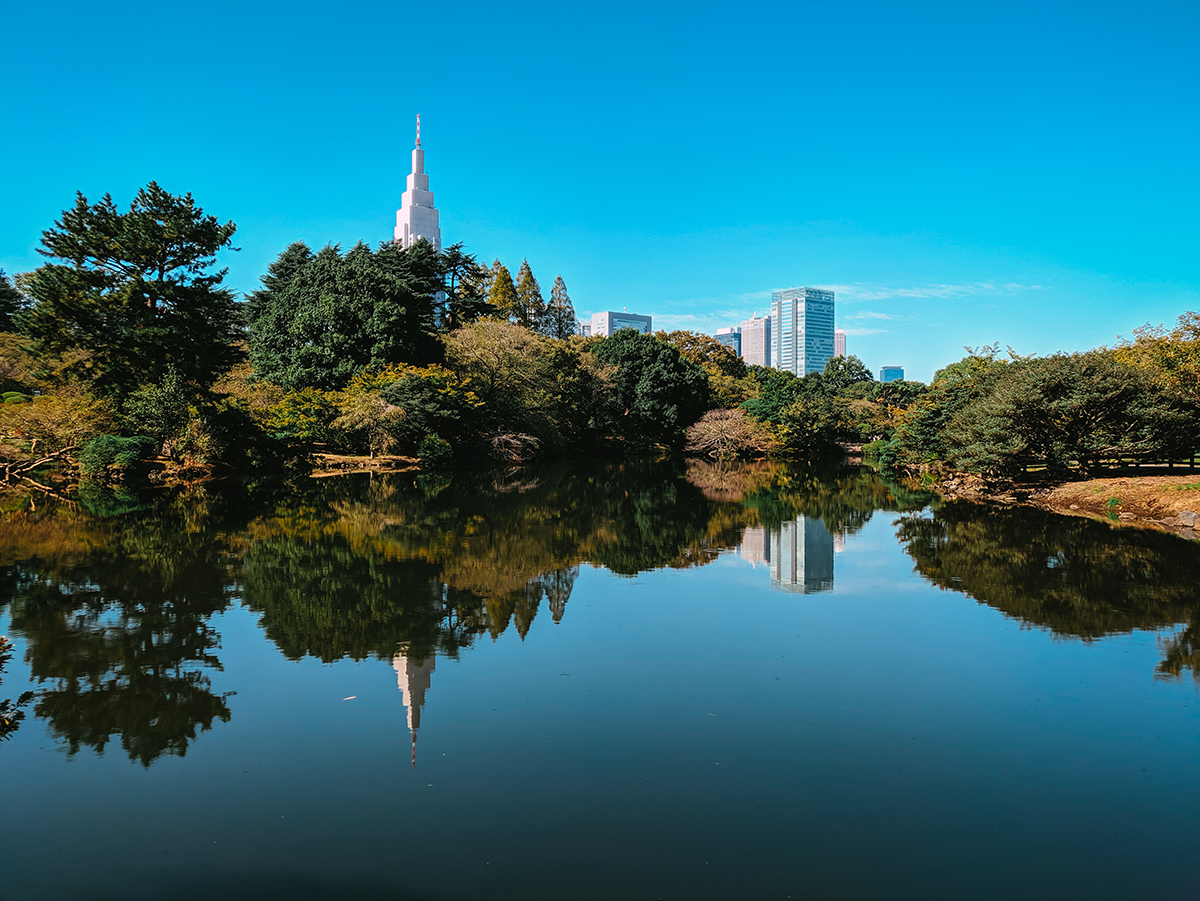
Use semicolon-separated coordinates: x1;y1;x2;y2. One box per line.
395;114;442;251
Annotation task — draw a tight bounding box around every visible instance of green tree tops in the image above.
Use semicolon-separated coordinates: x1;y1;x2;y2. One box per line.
22;182;241;399
542;275;577;339
591;330;710;446
515;259;545;330
0;269;26;332
246;240;441;390
487;260;519;321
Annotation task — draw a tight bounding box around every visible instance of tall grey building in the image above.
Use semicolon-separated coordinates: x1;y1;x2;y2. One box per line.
771;287;835;375
834;329;846;359
740;314;770;367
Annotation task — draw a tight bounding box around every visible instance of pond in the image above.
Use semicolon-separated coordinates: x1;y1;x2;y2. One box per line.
1;461;1198;900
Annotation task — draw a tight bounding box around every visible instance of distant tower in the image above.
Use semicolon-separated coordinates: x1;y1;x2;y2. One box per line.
834;329;846;358
771;288;835;375
394;114;442;251
740;313;771;367
392;644;436;767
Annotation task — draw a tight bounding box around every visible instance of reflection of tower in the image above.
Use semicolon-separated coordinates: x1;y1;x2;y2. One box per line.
392;644;436;767
833;531;846;553
739;526;770;566
769;516;835;593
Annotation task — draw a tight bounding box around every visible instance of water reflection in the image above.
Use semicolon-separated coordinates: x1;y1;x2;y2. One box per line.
4;462;1200;766
896;501;1200;681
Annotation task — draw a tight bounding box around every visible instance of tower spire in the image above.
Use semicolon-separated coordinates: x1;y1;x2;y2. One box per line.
415;113;421;148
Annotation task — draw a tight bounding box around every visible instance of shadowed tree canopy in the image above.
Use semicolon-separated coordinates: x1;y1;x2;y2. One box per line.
591;330;710;445
0;269;27;333
21;182;241;400
437;243;492;330
515;259;545;330
542;275;576;339
246;239;441;390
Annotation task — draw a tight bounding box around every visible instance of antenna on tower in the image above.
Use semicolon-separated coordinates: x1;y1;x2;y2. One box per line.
415;114;421;148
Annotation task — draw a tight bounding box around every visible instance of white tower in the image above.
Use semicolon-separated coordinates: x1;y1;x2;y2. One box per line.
394;114;442;251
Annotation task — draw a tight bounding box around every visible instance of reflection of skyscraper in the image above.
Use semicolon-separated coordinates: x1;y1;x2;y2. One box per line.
769;516;835;593
739;526;770;566
392;644;435;767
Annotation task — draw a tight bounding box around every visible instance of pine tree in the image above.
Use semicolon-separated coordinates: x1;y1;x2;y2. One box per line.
543;275;577;339
488;260;519;321
515;259;545;330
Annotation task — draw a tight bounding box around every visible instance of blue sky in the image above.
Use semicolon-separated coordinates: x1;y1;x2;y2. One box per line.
2;0;1197;381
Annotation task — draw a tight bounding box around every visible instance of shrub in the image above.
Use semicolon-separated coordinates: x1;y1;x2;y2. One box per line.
417;434;453;469
78;435;157;479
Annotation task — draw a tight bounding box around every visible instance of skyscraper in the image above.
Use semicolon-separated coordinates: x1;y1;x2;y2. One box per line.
834;329;846;358
770;287;835;375
715;326;741;356
879;365;904;382
394;115;442;251
740;314;771;367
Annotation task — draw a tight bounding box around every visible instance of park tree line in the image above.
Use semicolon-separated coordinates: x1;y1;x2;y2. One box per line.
0;182;1198;485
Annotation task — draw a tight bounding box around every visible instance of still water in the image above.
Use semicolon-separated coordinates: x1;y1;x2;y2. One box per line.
1;461;1198;900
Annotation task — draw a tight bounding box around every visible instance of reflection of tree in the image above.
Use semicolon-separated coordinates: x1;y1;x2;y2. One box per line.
0;618;34;743
896;502;1200;680
240;534;478;662
0;490;245;766
735;462;930;534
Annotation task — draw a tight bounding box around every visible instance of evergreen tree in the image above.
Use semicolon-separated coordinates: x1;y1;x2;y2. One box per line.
515;259;545;330
21;182;241;400
542;275;577;339
439;243;492;330
246;240;440;390
487;260;519;321
0;269;25;332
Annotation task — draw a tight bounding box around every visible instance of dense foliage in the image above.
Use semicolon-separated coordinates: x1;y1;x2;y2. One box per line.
3;181;1199;485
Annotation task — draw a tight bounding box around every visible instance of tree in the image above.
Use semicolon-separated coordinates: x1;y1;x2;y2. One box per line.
246;240;440;390
21;182;241;401
438;243;492;330
0;269;26;332
590;330;709;445
657;330;748;380
487;260;519;321
515;259;545;330
542;275;577;339
822;354;874;392
943;352;1199;477
685;408;777;460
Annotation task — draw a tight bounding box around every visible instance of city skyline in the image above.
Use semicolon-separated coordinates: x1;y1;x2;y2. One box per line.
2;2;1197;382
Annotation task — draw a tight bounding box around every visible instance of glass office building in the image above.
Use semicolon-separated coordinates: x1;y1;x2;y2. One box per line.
714;327;741;357
770;287;835;375
879;366;904;383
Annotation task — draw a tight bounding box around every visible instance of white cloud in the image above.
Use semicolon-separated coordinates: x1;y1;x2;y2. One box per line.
844;311;903;321
819;282;1046;304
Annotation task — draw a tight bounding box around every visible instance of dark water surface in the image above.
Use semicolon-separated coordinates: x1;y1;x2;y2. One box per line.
1;461;1198;900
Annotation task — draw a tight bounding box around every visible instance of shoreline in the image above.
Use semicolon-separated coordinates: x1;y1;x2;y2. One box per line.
933;472;1200;540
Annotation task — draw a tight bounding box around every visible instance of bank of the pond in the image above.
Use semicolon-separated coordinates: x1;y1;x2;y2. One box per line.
931;471;1200;539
